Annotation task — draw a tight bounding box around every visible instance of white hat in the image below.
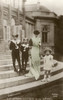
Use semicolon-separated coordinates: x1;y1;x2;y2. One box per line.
44;47;52;53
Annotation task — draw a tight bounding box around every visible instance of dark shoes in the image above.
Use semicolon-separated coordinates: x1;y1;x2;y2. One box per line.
14;66;27;74
14;68;17;72
14;68;22;73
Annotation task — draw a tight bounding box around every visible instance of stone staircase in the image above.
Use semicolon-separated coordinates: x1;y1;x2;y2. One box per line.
0;54;12;65
0;54;63;99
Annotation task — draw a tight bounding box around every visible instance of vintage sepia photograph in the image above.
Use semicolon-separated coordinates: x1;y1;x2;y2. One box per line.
0;0;63;100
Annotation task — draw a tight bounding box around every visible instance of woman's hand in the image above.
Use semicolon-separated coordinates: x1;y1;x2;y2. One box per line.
39;42;41;46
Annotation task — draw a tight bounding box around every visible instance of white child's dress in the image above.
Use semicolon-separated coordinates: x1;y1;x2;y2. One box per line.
43;55;53;70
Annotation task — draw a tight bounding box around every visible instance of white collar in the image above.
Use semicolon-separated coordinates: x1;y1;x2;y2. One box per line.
11;39;20;44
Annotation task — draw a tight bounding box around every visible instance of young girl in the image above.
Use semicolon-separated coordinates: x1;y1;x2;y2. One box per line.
42;47;53;82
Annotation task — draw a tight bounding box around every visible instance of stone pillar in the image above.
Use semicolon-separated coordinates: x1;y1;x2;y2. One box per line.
35;19;41;38
0;1;3;41
26;22;28;38
35;19;41;31
49;23;54;46
0;1;6;53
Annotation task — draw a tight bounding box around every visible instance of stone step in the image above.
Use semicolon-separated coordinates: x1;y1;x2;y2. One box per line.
0;66;63;90
0;59;58;71
0;72;63;99
0;70;20;79
0;72;42;90
0;59;12;65
0;51;11;55
0;58;22;66
0;63;29;72
0;63;63;79
0;66;29;79
0;55;11;60
0;56;11;60
0;64;13;72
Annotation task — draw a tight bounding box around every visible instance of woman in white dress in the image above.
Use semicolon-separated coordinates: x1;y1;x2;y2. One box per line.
26;30;41;80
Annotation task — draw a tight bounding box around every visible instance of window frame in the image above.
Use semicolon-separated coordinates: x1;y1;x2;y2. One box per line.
42;25;50;43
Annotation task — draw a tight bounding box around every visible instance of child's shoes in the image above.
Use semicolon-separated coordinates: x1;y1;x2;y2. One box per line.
41;78;46;82
47;78;50;82
47;75;51;82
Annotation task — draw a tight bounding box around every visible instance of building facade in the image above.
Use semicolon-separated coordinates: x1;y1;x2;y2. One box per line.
25;3;58;52
0;1;63;58
0;0;35;53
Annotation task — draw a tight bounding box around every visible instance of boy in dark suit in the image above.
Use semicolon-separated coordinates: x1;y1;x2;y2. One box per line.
21;38;29;72
9;34;21;72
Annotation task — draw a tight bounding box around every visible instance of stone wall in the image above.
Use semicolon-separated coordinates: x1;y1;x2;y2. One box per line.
0;4;35;54
54;16;63;61
35;18;55;50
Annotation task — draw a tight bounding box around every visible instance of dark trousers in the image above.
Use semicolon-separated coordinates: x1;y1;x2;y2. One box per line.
22;57;28;70
12;50;21;71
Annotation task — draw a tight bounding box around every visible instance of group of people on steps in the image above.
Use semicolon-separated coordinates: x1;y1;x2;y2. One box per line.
9;30;54;82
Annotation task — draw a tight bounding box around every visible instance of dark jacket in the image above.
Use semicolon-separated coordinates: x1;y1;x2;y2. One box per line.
9;40;21;57
21;44;29;61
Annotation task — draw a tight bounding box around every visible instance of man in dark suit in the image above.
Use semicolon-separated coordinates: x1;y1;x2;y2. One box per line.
9;34;21;72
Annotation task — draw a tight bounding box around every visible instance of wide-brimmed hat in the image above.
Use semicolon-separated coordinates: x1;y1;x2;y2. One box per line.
43;47;52;53
34;30;40;35
12;34;18;37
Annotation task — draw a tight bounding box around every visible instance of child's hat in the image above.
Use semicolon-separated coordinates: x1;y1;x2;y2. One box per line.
44;47;52;53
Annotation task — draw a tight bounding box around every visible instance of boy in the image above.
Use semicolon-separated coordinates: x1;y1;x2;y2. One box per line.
21;38;29;72
9;34;21;72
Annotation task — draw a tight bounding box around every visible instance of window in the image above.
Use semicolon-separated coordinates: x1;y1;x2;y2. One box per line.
42;32;47;43
42;25;50;43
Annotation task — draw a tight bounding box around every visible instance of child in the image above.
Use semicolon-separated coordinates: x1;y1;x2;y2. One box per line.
42;47;53;82
21;38;29;72
9;34;21;72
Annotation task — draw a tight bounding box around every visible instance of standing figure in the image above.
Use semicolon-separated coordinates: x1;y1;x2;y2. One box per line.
42;47;53;82
9;34;21;72
26;30;41;80
21;38;29;72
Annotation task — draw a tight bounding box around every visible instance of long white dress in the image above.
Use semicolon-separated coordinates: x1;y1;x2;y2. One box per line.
26;35;41;80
